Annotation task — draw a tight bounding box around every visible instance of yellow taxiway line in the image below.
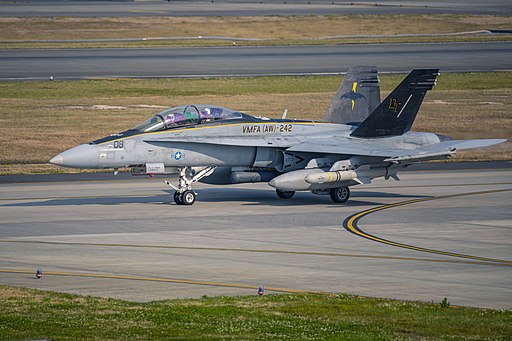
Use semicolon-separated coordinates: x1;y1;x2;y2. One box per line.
0;268;331;295
0;239;509;267
343;188;512;265
1;189;510;296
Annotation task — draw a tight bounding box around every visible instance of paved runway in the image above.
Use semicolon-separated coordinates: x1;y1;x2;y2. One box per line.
1;0;511;17
0;167;511;308
2;42;511;80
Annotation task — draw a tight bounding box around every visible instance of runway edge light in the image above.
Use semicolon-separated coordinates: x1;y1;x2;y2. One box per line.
35;268;43;279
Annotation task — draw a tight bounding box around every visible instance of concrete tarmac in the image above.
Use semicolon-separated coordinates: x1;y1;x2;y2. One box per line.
0;167;511;308
1;42;512;80
1;0;511;17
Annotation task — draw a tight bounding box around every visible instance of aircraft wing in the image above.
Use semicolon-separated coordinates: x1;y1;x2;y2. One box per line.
383;139;507;163
288;138;507;161
423;139;507;151
146;135;505;163
287;140;398;157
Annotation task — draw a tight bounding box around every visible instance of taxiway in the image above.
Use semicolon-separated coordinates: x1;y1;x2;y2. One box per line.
1;42;511;80
0;166;511;308
1;0;511;17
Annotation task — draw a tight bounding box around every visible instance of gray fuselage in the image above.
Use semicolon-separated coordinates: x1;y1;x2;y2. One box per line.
53;118;442;173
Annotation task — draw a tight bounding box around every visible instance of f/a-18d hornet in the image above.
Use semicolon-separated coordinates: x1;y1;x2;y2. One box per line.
50;67;506;205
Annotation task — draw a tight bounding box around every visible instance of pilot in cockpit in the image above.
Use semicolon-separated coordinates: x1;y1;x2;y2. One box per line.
199;108;213;122
164;113;179;128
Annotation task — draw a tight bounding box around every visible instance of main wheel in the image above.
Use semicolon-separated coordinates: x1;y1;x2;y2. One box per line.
173;191;183;205
276;189;295;199
181;190;196;205
329;186;350;203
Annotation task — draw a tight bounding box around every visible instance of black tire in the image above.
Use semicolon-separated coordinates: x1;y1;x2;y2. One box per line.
173;191;183;205
329;186;350;203
276;189;295;199
181;190;196;205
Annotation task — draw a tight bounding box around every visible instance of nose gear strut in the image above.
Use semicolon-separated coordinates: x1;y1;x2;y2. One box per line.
164;166;216;205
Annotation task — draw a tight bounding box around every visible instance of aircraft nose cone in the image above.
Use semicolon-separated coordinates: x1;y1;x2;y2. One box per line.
49;144;99;168
49;154;64;166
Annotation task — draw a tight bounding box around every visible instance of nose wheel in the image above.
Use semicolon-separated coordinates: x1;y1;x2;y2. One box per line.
165;166;215;205
174;190;196;205
173;191;183;205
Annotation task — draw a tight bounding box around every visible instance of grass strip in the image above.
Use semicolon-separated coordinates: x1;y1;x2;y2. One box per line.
1;14;511;49
2;72;511;99
1;285;511;340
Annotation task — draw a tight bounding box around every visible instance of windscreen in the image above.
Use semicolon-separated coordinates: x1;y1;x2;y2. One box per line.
131;115;165;133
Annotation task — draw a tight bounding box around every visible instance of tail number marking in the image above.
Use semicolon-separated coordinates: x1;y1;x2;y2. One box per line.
388;98;399;113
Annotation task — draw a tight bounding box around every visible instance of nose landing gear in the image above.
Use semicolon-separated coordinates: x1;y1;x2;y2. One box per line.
164;166;216;205
173;189;196;205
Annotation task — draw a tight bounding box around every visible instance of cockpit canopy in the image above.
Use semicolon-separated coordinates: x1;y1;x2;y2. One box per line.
132;105;245;133
89;104;256;145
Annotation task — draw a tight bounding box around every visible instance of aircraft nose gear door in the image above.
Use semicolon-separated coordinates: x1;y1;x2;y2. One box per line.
164;166;216;205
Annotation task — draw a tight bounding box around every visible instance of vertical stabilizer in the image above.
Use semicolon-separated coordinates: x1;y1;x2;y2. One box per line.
351;69;439;138
323;66;380;125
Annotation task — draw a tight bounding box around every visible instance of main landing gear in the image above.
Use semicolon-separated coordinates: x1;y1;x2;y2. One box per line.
276;189;295;199
275;186;351;203
329;186;350;203
164;166;216;205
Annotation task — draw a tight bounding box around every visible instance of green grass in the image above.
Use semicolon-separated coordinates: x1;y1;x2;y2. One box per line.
0;76;342;99
2;72;511;100
1;285;511;340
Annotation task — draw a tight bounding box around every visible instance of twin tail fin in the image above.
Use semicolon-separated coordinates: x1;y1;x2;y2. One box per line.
351;69;439;138
323;66;380;125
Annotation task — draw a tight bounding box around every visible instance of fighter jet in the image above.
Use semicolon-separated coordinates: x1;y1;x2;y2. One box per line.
50;67;506;205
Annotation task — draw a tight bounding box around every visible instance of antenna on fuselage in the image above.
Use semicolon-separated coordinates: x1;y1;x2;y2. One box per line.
282;109;288;119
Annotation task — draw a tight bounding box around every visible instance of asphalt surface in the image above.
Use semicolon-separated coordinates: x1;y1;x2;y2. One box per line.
1;42;511;80
0;167;511;308
1;0;511;17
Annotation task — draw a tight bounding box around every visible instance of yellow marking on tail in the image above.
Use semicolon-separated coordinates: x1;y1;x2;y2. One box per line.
351;81;358;110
